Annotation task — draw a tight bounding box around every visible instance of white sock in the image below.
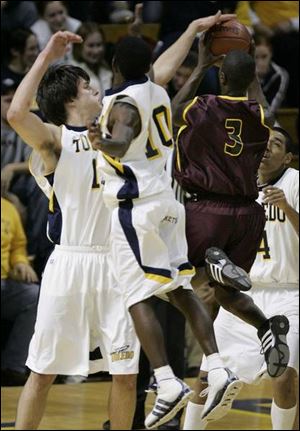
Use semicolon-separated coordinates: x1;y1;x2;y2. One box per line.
206;353;224;371
271;400;297;430
183;401;207;430
154;365;175;384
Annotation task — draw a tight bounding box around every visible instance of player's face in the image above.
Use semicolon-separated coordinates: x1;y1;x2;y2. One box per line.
255;44;272;77
81;32;105;66
172;66;193;91
44;1;68;33
260;131;290;171
76;79;102;118
22;35;39;70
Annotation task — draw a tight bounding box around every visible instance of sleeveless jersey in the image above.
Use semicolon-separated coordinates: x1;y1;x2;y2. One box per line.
175;95;270;199
250;168;299;287
98;76;173;205
30;125;111;246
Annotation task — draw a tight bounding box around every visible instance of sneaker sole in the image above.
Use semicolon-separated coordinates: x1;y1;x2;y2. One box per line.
268;316;290;377
145;389;194;430
203;380;244;422
206;247;251;291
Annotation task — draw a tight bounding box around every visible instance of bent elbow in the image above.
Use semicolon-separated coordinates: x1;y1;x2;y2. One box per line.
7;108;23;126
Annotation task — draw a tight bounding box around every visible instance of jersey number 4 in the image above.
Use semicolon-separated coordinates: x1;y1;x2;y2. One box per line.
224;119;244;157
145;105;173;159
258;230;271;259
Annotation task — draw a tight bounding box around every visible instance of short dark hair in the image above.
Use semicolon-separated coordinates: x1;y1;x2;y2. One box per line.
114;37;152;80
221;50;256;93
272;126;298;155
36;64;90;125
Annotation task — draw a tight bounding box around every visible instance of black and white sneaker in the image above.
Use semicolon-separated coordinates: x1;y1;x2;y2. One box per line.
258;315;290;377
144;378;194;430
205;247;252;291
201;368;243;422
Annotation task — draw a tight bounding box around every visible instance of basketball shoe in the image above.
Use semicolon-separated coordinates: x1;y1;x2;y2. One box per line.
258;315;290;377
144;378;194;429
200;368;243;421
205;247;251;291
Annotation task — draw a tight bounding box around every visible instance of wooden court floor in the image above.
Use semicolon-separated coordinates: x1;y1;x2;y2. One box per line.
1;378;275;430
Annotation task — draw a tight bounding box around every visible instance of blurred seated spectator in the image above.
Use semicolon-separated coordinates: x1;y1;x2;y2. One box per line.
109;1;134;23
1;1;38;33
236;1;299;107
1;28;39;87
71;22;112;99
1;78;54;279
254;34;289;116
31;1;81;62
1;196;39;386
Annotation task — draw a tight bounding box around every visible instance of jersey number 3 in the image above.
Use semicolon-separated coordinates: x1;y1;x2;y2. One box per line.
224;119;244;157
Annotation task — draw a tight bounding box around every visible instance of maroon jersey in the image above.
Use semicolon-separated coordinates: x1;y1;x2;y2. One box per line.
175;95;270;199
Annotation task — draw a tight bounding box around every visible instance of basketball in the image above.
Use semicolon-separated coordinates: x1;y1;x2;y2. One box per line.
206;19;251;56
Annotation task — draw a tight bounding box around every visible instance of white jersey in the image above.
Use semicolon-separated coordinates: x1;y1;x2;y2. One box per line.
250;167;299;288
30;125;110;246
98;77;173;205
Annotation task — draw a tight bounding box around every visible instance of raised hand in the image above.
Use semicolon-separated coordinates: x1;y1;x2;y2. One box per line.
189;10;237;35
43;31;83;63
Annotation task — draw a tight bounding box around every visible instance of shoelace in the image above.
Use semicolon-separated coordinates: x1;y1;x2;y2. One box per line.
199;387;210;398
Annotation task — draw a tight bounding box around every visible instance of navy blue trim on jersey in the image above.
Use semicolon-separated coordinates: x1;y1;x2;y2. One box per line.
44;173;63;244
117;165;139;200
65;125;87;131
178;262;194;272
105;76;148;96
118;200;172;280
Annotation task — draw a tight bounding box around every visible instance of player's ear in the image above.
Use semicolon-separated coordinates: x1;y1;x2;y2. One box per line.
284;152;293;166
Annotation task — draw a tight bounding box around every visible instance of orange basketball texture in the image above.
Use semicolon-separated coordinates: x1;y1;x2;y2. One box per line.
206;19;251;56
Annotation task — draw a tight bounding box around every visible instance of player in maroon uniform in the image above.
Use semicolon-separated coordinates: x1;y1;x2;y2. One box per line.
172;37;291;424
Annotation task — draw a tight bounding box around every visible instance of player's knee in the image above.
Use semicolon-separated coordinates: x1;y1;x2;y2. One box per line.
112;374;137;391
28;371;56;391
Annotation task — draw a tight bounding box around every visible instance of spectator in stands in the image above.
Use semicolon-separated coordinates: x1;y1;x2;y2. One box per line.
254;34;289;116
1;28;39;87
1;1;38;33
31;1;81;61
236;1;299;107
1;197;39;386
71;22;112;99
1;78;53;279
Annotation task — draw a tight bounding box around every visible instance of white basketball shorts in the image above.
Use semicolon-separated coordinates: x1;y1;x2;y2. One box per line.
201;286;299;382
109;192;195;309
26;245;140;376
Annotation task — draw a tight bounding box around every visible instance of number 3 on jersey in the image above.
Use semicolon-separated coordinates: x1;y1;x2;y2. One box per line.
146;105;173;159
224;119;244;156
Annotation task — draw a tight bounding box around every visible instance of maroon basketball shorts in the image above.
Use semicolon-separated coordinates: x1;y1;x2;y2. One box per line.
185;199;266;272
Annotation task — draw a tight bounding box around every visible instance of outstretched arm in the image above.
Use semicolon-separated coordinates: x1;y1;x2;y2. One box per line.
153;11;236;87
88;102;141;159
247;40;275;128
171;35;223;127
7;31;82;171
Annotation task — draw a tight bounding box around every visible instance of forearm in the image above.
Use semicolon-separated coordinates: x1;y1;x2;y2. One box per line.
248;74;275;127
172;65;207;126
153;24;197;87
99;138;130;159
284;205;299;236
8;51;52;120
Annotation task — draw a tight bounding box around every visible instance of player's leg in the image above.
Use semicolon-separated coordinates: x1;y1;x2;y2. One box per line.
15;372;56;429
271;367;298;430
111;200;194;430
109;374;137;430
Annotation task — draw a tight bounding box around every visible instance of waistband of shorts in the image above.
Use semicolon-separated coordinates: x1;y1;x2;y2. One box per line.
55;244;109;253
185;192;256;205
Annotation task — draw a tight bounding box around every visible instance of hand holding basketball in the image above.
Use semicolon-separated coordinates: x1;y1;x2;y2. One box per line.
205;19;251;56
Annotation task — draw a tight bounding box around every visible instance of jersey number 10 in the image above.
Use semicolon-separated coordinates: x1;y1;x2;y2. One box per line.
145;105;173;159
